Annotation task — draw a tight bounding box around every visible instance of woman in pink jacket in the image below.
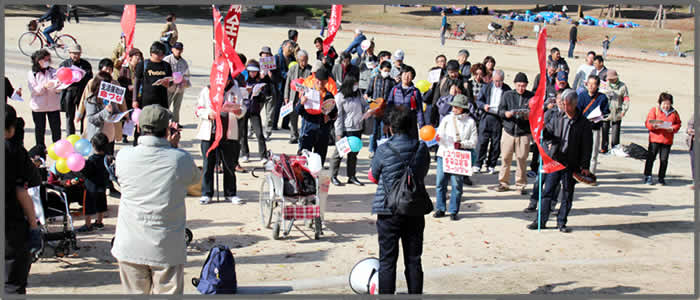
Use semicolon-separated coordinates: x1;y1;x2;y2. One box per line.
643;92;682;185
28;49;62;146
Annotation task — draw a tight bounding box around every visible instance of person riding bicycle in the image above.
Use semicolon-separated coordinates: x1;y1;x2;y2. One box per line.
37;5;65;48
505;21;514;39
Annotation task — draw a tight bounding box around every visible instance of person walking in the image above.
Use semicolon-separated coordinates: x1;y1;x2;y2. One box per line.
368;108;430;294
37;5;65;48
59;44;93;136
160;13;178;55
440;10;448;46
476;69;510;174
284;50;312;144
320;11;328;37
28;49;62;146
643;92;682;185
602;35;611;59
330;76;368;186
577;75;610;174
674;32;682;56
527;89;593;233
433;94;478;221
163;42;192;123
568;22;578;58
599;70;630;153
66;4;79;24
112;104;200;295
490;72;533;194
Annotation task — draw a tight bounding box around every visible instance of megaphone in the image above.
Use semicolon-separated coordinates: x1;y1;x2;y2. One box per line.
349;257;380;294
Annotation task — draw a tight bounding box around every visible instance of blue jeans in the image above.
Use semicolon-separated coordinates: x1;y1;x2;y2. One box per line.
435;157;464;214
568;41;576;58
43;24;59;45
369;118;384;154
320;27;325;37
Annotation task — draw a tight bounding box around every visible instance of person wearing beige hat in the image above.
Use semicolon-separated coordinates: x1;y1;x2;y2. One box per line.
59;43;93;135
599;69;630;153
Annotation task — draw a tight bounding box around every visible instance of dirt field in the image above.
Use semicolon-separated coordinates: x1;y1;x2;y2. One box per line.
2;6;695;295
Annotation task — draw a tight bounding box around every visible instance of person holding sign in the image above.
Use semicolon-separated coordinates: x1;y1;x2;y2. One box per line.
83;72;119;155
77;58;127;141
433;94;478;221
239;61;271;164
643;92;681;186
330;76;369;186
296;67;337;165
283;50;312;144
259;46;282;138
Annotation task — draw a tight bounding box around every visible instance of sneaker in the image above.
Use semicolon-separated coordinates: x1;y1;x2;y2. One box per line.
523;206;536;213
199;196;211;205
644;176;654;185
599;148;608;154
472;166;481;174
228;196;243;205
489;185;509;192
77;224;93;233
93;222;105;230
289;137;298;144
240;156;249;163
433;210;445;218
248;131;255;138
658;178;666;186
527;171;537;178
450;214;459;221
487;167;496;174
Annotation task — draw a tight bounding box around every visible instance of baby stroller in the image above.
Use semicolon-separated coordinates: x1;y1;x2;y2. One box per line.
28;156;79;261
252;150;328;240
104;155;194;247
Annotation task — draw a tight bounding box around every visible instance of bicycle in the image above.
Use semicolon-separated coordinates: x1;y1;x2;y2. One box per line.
449;23;475;41
486;22;517;46
18;20;78;60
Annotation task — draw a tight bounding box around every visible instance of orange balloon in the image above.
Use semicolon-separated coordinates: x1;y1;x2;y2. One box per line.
419;125;436;142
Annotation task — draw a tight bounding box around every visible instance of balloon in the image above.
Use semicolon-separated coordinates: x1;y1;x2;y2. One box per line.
66;134;81;146
67;153;86;171
415;80;431;94
54;139;74;158
419;125;436;142
348;136;363;152
173;72;183;84
288;61;298;70
74;139;92;157
131;108;142;125
56;67;73;84
47;143;59;160
56;158;71;174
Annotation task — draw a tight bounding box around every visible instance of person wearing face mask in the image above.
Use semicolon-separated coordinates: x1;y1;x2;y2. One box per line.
59;44;94;136
577;75;610;174
238;60;271;164
599;69;629;153
331;51;360;84
365;61;395;156
330;76;369;186
643;92;681;186
28;49;62;146
476;69;510;175
433;94;478;221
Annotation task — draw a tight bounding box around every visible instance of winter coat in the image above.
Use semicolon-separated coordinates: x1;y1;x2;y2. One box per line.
645;106;682;145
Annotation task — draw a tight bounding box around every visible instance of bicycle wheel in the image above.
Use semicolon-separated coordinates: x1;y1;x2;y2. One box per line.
54;34;77;60
487;33;495;43
18;32;43;57
259;177;274;228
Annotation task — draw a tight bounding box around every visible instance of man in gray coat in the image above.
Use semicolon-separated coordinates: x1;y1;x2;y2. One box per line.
283;50;312;144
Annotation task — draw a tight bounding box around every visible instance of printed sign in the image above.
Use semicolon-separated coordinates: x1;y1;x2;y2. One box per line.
106;109;133;123
428;69;442;83
304;89;321;111
442;149;473;176
260;56;277;71
280;101;294;119
122;119;136;136
335;137;352;157
98;81;127;104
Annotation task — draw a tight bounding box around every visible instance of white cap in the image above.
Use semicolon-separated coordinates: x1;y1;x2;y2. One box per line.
361;40;372;51
393;49;405;61
355;28;362;34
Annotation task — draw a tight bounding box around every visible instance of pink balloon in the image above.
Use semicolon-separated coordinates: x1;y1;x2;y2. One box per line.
173;72;183;84
131;108;142;125
66;152;86;172
53;140;75;158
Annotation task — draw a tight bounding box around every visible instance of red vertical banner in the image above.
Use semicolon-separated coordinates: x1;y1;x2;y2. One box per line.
213;5;246;79
528;28;565;174
120;5;136;64
224;5;242;50
323;5;342;55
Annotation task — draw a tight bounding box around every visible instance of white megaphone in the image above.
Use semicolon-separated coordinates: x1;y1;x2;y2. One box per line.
349;257;380;294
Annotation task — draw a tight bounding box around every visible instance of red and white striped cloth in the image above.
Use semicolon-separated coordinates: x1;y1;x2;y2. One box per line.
283;205;320;220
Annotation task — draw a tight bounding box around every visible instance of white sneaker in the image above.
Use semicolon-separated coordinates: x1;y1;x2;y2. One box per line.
487;167;496;174
199;196;211;205
472;166;481;174
240;156;249;163
228;196;243;205
261;158;269;165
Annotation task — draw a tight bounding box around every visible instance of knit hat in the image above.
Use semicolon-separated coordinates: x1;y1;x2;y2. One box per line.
259;46;272;56
450;94;470;109
556;71;568;82
514;72;528;83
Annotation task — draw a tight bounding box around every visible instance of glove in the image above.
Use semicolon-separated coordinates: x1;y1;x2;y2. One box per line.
29;228;42;255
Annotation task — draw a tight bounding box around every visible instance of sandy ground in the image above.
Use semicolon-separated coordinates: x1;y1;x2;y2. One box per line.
3;11;695;295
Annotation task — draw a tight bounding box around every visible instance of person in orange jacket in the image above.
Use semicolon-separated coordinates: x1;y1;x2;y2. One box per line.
643;92;681;185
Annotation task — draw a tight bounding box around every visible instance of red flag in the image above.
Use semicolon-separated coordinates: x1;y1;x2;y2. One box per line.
213;6;245;79
323;5;342;55
120;5;136;64
528;28;565;174
224;5;242;49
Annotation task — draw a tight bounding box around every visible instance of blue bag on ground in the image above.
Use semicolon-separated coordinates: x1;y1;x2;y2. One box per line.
192;245;237;294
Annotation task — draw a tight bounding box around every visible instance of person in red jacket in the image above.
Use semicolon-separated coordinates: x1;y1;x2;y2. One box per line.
643;92;682;185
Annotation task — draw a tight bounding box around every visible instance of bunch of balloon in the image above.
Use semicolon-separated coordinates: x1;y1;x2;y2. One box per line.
47;134;92;174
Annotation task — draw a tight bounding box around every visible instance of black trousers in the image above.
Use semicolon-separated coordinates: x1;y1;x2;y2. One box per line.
529;172;563;209
201;138;240;197
62;88;80;135
476;116;502;169
299;123;331;165
32;111;61;146
644;142;672;179
535;168;576;227
330;130;361;178
238;112;267;159
5;222;31;294
376;214;424;295
601;120;622;151
530;143;540;174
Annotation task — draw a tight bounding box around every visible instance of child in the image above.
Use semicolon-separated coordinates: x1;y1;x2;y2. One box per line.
602;35;611;59
78;133;111;232
674;32;682;56
433;94;478;221
644;92;681;185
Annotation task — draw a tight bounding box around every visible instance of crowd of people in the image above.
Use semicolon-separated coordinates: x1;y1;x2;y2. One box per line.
4;7;696;296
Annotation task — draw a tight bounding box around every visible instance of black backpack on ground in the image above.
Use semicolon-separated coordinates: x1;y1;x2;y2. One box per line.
382;143;433;216
625;143;648;160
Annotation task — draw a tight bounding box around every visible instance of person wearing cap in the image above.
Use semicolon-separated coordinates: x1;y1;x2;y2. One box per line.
259;46;283;138
547;47;570;74
160;13;178;55
599;69;629;153
307;62;338;96
59;43;93;136
577;75;610;174
330;76;369;186
433;94;478;221
284;50;313;144
239;60;271;163
527;89;593;233
164;42;192;124
195;76;247;205
389;49;406;82
331;51;360;84
476;69;511;174
385;65;425;138
457;49;471;80
555;71;571;91
315;37;338;71
112;104;200;294
344;29;367;58
491;72;534;194
296;67;338;164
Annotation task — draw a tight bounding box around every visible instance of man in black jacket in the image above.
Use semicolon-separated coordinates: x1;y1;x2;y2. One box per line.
476;69;510;174
491;72;533;194
59;44;93;135
528;89;593;233
568;23;578;58
37;5;64;47
331;51;360;83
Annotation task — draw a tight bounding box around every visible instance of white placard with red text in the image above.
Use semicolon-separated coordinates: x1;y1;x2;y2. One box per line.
442;149;472;176
98;81;126;105
260;56;277;71
335;137;352;157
